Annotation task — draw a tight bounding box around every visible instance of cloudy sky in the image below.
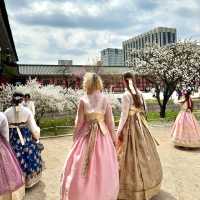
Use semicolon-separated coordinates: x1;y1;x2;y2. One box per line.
5;0;200;64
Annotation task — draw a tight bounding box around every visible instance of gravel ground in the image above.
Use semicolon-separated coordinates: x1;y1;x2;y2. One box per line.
25;125;200;200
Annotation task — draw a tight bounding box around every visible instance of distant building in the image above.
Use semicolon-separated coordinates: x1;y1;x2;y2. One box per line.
101;48;124;66
123;27;177;65
58;60;73;65
17;64;153;91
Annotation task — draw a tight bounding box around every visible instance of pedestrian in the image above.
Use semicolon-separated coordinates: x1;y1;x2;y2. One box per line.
60;73;119;200
4;92;43;188
23;93;35;116
0;112;25;200
117;72;162;200
171;89;200;148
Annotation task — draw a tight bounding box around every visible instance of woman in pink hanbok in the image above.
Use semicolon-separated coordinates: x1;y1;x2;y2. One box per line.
0;112;25;200
171;90;200;148
60;73;119;200
117;72;162;200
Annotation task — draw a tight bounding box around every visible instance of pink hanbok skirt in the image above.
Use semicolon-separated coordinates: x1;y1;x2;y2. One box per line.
60;130;119;200
0;135;25;200
171;111;200;148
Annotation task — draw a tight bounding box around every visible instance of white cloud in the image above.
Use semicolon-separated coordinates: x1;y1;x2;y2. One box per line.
5;0;200;64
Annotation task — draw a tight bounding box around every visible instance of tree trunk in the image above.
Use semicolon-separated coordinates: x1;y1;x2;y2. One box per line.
160;104;166;118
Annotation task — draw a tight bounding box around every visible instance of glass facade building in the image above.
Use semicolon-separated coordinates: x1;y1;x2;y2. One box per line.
101;48;124;66
122;27;177;66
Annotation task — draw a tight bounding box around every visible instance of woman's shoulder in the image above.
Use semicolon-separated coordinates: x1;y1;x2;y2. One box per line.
122;91;132;100
0;112;6;122
79;95;87;102
21;106;32;113
4;107;13;114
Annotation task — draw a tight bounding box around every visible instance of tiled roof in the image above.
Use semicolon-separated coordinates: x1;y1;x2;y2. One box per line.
18;64;131;76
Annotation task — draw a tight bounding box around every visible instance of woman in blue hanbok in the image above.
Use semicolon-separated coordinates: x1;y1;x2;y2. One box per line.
4;92;43;188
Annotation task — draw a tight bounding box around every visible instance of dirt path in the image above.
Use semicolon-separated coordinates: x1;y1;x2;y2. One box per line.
25;125;200;200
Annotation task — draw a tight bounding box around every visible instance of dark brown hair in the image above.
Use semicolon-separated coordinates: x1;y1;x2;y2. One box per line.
184;90;193;112
12;92;24;106
123;72;143;108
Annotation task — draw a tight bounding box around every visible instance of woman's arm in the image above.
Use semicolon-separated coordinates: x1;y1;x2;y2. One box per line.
0;113;9;142
105;101;116;145
31;101;36;116
73;99;85;141
117;93;130;137
27;111;40;140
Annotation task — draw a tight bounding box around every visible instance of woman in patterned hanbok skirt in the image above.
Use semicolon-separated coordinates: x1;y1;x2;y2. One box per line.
117;72;162;200
4;92;43;188
171;90;200;148
0;112;25;200
60;73;119;200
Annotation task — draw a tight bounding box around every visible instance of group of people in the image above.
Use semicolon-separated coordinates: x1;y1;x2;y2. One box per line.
0;93;43;200
60;72;163;200
1;71;200;200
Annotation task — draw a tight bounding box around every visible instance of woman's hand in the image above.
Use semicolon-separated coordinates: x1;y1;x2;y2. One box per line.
118;134;123;143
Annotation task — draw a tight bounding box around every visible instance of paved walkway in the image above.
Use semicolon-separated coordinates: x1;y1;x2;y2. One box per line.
25;125;200;200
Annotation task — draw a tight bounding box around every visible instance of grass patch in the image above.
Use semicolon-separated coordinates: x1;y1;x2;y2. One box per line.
40;110;200;136
40;116;74;128
147;110;178;123
40;116;74;137
145;99;174;105
41;127;73;137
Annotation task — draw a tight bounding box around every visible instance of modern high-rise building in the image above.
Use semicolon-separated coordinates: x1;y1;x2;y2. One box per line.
101;48;124;66
123;27;177;65
58;60;73;65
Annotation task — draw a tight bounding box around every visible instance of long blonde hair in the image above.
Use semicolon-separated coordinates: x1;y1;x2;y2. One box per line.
83;72;103;94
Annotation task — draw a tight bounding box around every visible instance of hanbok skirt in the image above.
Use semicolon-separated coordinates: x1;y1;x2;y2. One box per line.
171;110;200;148
9;127;43;188
60;129;119;200
117;114;162;200
0;135;25;200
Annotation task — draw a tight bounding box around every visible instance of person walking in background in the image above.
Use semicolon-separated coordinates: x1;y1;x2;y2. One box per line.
0;112;25;200
4;92;43;188
23;93;35;116
171;89;200;148
61;73;119;200
117;72;162;200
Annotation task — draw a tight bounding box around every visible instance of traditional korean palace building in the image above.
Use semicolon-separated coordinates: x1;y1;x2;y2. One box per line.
17;64;153;92
0;0;18;83
0;0;18;84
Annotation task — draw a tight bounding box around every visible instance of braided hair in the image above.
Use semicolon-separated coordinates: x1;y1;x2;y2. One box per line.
123;72;143;108
184;90;193;112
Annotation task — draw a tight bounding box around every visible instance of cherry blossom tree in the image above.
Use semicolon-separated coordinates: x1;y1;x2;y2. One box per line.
128;41;200;118
0;80;121;124
0;83;14;111
16;79;67;124
0;79;67;124
64;88;120;112
64;88;84;111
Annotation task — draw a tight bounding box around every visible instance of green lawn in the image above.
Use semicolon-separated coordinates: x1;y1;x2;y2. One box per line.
40;110;200;136
40;116;74;137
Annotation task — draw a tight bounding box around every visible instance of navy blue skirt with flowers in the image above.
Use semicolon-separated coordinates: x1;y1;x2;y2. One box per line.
9;127;43;187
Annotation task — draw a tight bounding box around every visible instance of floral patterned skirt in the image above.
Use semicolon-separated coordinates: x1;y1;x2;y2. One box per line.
9;127;43;188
